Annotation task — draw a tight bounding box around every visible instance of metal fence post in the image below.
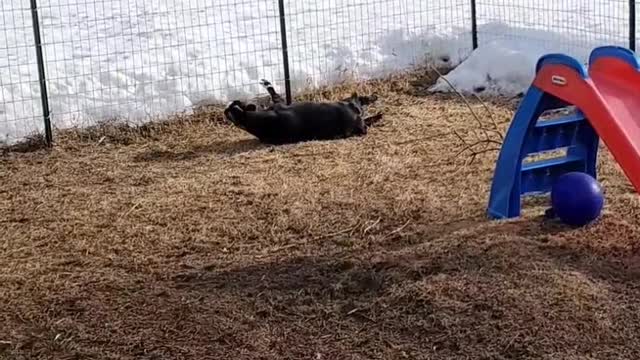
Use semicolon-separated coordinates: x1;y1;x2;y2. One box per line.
29;0;53;146
471;0;478;49
630;0;636;51
277;0;292;104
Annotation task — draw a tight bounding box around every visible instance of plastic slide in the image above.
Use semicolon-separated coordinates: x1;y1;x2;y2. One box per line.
487;45;640;219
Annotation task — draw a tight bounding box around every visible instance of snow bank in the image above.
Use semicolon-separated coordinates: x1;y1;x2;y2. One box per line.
428;37;550;96
429;22;628;96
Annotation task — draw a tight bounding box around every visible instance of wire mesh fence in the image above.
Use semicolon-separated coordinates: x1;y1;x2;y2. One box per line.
37;0;285;132
0;0;639;146
0;0;44;145
283;0;471;94
474;0;632;61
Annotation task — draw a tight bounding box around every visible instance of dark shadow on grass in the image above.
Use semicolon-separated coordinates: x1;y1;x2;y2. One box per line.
464;212;640;286
169;215;572;300
1;133;49;155
163;216;640;358
132;138;266;162
539;231;640;285
19;214;630;359
173;257;393;299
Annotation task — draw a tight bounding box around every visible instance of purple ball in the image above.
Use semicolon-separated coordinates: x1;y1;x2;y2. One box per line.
551;172;604;226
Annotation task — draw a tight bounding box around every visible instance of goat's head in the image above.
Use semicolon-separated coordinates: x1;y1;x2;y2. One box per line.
223;100;258;130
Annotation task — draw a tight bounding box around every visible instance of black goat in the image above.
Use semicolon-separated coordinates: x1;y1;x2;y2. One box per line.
223;80;382;145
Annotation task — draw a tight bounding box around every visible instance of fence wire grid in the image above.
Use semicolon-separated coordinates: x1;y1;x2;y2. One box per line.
475;0;632;58
0;0;638;145
1;1;43;145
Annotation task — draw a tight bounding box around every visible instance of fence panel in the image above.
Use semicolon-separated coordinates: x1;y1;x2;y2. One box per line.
284;0;472;94
0;0;45;145
2;0;473;145
474;0;630;62
36;0;285;132
10;0;634;145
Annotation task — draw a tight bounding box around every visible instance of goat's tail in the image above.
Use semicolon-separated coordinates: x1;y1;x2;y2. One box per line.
260;79;285;105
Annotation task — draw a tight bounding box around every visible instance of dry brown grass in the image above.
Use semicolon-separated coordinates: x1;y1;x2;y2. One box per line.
3;69;640;359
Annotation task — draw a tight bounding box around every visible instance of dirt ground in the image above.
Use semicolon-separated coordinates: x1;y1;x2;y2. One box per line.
3;71;640;360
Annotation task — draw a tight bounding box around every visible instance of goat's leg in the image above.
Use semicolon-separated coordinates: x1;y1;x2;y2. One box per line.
260;79;286;106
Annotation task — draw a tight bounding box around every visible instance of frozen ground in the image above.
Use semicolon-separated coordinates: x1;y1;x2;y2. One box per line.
0;0;633;144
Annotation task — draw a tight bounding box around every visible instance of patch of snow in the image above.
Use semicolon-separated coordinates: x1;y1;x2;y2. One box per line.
429;18;629;96
428;37;549;96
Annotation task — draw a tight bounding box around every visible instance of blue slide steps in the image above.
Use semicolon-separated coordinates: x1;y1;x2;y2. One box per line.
486;84;599;220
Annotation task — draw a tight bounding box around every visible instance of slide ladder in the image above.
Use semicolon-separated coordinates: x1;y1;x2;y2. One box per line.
487;49;612;219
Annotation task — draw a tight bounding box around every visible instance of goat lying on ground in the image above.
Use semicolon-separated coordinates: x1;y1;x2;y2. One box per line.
223;80;383;145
